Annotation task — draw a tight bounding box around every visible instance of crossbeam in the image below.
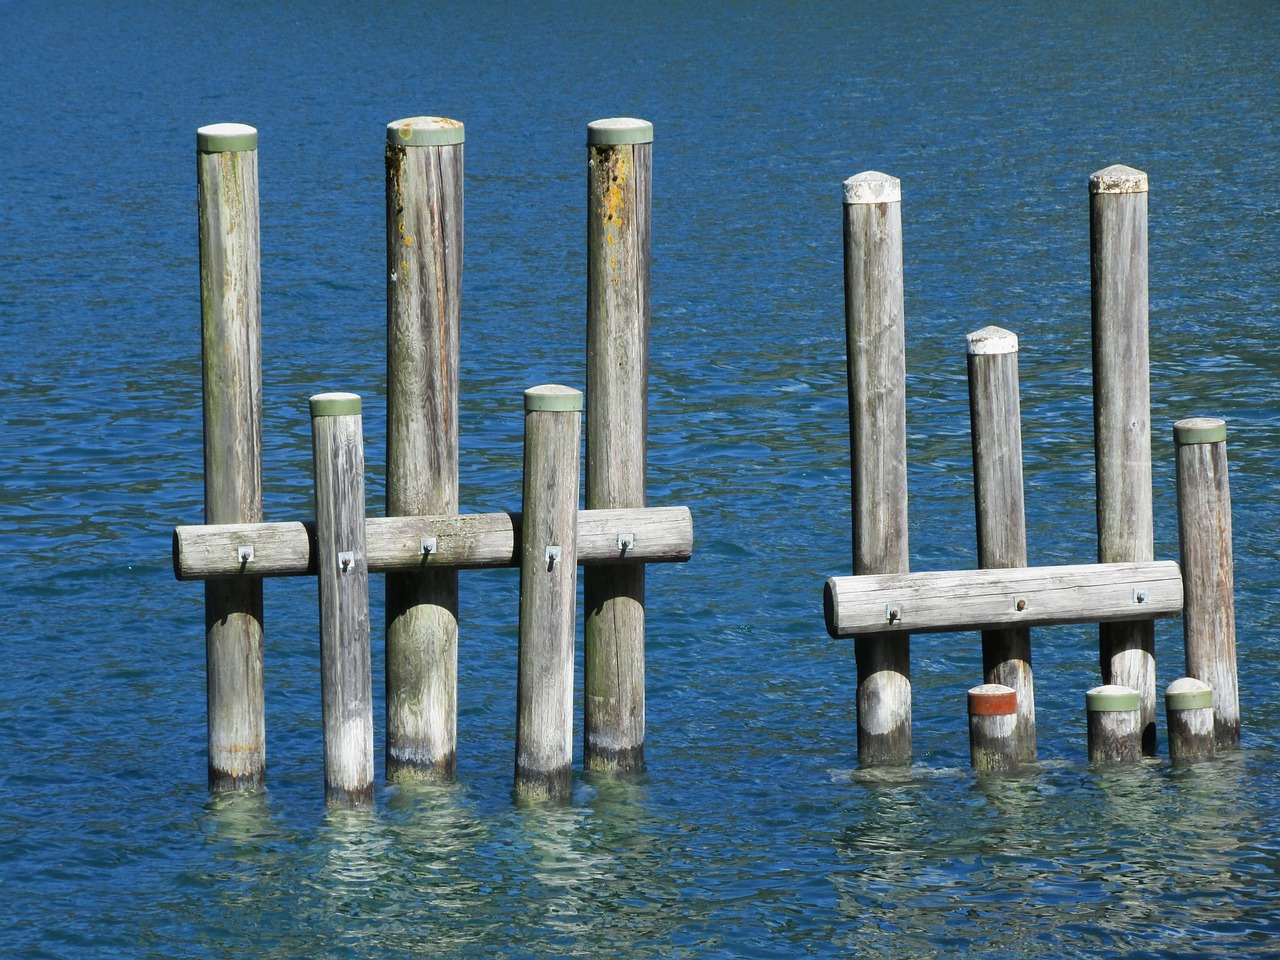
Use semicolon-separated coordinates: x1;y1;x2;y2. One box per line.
824;561;1182;638
173;506;693;580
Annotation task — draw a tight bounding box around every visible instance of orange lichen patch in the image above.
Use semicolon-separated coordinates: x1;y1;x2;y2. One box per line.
404;235;413;246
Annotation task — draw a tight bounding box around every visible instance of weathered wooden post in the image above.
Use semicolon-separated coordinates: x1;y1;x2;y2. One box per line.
1174;416;1239;748
311;393;374;805
1165;677;1216;764
384;116;464;781
584;117;652;773
968;684;1019;773
515;386;583;802
843;171;911;766
1090;164;1156;755
197;122;265;792
967;326;1036;762
1086;684;1142;765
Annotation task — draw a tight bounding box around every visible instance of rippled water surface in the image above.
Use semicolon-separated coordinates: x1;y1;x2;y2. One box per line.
3;2;1279;956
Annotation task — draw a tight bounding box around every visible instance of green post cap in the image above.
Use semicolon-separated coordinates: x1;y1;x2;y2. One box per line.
843;171;901;205
524;384;583;412
1090;164;1148;194
588;118;653;146
310;392;362;418
387;117;465;146
197;123;258;153
1166;677;1214;711
1174;417;1227;445
1086;685;1141;713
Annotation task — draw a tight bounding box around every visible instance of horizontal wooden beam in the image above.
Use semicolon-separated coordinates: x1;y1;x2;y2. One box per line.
174;506;693;580
824;561;1182;638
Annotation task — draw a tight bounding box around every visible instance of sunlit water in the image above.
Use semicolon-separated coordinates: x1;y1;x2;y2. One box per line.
2;2;1279;956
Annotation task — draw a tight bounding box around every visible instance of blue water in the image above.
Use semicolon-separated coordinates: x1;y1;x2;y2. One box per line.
3;1;1280;956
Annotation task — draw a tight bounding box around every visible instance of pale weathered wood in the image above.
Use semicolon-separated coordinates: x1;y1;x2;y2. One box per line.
585;118;652;773
1090;164;1156;754
1175;417;1239;748
197;123;265;792
825;561;1182;638
173;506;693;579
1086;684;1142;765
384;117;464;782
515;386;582;802
1165;677;1215;764
968;684;1019;773
967;326;1036;763
311;394;374;805
843;171;911;766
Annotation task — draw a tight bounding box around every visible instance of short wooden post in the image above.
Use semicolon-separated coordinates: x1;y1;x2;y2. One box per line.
1174;417;1239;748
967;326;1036;763
1165;677;1216;764
311;393;374;805
1090;164;1156;755
384;116;464;781
197;123;265;792
968;684;1019;773
1086;684;1142;765
584;117;653;773
843;171;911;766
515;386;583;802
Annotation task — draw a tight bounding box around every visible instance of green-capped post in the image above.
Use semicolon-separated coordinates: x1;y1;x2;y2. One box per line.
384;116;464;782
197;122;265;793
310;393;374;805
1165;677;1216;764
585;117;652;774
1086;684;1143;765
1174;416;1239;749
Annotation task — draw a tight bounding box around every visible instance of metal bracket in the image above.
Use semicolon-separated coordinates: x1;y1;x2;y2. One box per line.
421;536;438;558
885;604;902;624
546;545;562;571
1133;588;1149;605
339;552;355;574
237;545;255;566
617;532;635;554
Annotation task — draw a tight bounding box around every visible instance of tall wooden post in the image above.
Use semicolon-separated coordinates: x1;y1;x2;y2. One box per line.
1174;417;1239;748
197;123;265;792
1090;164;1156;755
311;393;374;805
843;171;911;766
966;326;1036;762
584;118;652;773
384;117;464;781
515;386;583;802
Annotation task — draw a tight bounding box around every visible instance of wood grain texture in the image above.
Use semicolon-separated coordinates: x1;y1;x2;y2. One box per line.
311;397;374;805
585;136;651;772
967;327;1036;762
197;137;265;791
1175;422;1239;748
385;132;463;781
515;387;581;802
1090;165;1156;754
843;173;911;766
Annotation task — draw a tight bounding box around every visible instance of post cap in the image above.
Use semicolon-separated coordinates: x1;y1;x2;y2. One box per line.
197;123;258;153
587;118;653;145
387;117;465;146
1086;684;1141;712
968;684;1018;716
1174;417;1227;446
966;326;1019;356
524;384;583;412
1089;164;1148;194
310;392;362;418
1166;677;1214;711
843;171;900;205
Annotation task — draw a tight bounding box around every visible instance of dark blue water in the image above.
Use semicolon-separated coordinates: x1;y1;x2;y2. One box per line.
3;1;1279;956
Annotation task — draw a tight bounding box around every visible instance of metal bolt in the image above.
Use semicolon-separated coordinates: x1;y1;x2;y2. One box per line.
421;536;438;557
1133;588;1149;604
237;545;255;565
546;545;562;571
339;551;355;574
1016;598;1027;612
618;533;635;553
886;605;902;623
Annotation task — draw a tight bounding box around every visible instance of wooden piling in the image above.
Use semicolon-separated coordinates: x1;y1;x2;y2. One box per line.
1165;677;1216;764
197;123;265;792
966;326;1036;763
384;117;464;781
1086;684;1142;765
1090;164;1156;755
584;118;653;773
843;171;911;766
1174;417;1239;748
968;684;1019;773
311;393;374;805
515;386;583;802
